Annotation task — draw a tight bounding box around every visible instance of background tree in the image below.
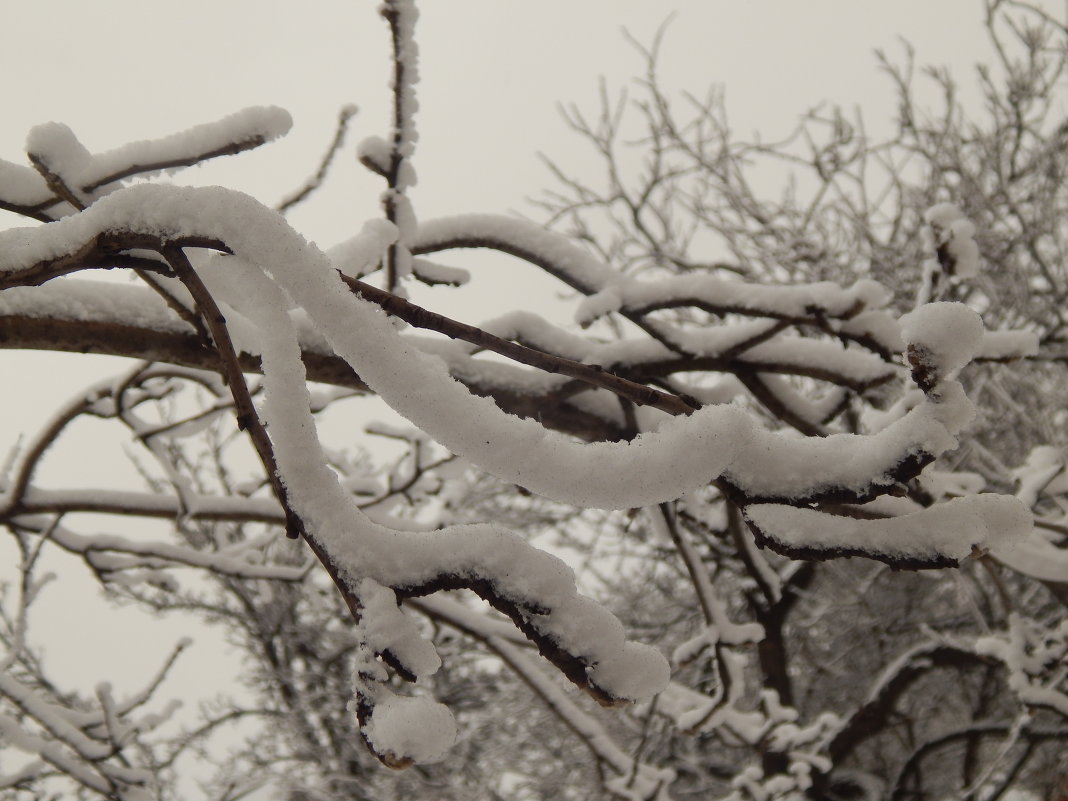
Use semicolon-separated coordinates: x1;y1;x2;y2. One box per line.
0;2;1066;800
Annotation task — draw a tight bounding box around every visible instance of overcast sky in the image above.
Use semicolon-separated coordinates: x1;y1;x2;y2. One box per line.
1;2;1019;234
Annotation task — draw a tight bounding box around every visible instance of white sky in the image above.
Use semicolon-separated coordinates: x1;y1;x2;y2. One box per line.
0;0;1050;789
0;2;1012;232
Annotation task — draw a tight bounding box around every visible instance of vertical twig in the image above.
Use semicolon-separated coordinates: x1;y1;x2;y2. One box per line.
379;0;419;291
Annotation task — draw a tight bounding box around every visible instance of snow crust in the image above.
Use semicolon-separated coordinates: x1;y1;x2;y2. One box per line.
575;274;890;327
361;692;457;765
26;107;291;196
746;493;1030;561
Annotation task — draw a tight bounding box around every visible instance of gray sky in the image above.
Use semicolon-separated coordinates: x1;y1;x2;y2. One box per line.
1;2;1011;232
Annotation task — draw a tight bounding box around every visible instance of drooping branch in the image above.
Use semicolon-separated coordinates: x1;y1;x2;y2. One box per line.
161;245;305;542
0;188;1025;563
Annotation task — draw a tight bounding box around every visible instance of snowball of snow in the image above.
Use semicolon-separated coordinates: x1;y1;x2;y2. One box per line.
588;641;671;702
899;302;984;377
26;121;91;181
358;579;441;679
362;693;457;766
357;135;393;176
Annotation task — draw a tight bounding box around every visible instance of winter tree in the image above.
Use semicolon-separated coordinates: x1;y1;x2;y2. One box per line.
0;1;1066;799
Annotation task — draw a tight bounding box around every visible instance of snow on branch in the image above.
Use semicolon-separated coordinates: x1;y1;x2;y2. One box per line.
0;187;1021;527
413;213;618;294
411;214;896;353
1;184;1032;559
744;494;1030;568
0;179;1034;762
975;613;1068;717
372;0;420;289
10;513;308;584
0;640;186;800
29;107;291;209
0;106;288;225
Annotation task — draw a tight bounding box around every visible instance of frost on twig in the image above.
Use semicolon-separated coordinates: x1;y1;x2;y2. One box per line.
373;0;420;290
0;556;188;800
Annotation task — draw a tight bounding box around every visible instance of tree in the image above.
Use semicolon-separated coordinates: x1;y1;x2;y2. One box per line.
0;1;1066;799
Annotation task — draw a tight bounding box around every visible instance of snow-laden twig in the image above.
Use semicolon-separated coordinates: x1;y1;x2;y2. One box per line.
377;0;420;289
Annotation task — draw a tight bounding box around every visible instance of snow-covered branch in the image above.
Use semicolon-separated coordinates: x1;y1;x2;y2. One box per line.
1;1;1065;796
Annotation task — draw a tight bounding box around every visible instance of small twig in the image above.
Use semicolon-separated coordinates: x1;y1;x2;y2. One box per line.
276;105;358;213
380;0;418;291
0;385;113;517
160;245;304;541
27;154;86;211
343;274;699;416
132;268;210;344
977;555;1014;617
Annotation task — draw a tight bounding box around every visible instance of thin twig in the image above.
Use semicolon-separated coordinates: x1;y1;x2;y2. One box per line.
343;274;700;415
160;245;304;542
276;105;358;213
